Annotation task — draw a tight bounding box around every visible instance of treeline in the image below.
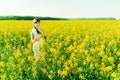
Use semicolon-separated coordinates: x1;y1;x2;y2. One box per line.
69;17;117;20
0;16;67;20
0;16;117;20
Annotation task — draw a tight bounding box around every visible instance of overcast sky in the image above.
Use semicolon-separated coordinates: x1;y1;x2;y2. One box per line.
0;0;120;18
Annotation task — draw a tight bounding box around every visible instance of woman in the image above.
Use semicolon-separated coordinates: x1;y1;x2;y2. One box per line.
30;18;46;58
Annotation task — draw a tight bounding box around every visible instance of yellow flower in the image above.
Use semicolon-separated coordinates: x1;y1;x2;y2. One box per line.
114;78;119;80
28;55;34;61
48;74;53;80
40;68;46;73
8;56;14;61
108;57;114;63
79;74;85;79
0;61;5;67
116;52;120;56
14;49;21;59
118;64;120;72
62;70;67;76
105;66;112;72
68;45;74;52
77;67;83;72
33;69;37;78
57;70;62;75
65;66;70;71
57;60;61;65
22;37;27;42
83;61;87;65
50;70;53;74
111;72;118;78
90;63;94;69
86;56;92;62
1;73;6;79
1;19;120;79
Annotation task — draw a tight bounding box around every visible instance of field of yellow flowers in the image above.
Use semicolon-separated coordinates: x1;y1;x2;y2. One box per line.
0;20;120;80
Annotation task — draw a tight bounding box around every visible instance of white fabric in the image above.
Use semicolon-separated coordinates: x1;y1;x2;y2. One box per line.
30;27;42;58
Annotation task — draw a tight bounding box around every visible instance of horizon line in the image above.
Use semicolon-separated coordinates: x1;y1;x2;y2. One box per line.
0;15;119;19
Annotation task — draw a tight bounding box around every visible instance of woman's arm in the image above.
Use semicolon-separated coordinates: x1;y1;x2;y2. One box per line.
39;29;47;39
31;33;41;42
31;34;46;42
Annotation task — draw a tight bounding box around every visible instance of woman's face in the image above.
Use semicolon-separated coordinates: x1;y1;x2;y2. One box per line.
34;22;40;27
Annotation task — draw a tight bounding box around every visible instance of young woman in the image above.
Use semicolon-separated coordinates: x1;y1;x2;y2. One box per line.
30;18;46;58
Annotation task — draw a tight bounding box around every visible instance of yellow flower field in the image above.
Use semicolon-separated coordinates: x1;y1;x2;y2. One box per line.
0;20;120;80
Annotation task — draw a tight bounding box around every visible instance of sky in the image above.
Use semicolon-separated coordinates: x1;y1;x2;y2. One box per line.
0;0;120;19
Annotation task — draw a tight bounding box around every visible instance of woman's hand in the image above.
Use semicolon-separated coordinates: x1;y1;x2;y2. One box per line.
35;34;46;41
41;34;46;38
41;34;47;39
34;35;41;41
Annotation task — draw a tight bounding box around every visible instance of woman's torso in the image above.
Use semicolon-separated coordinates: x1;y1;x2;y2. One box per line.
31;28;42;46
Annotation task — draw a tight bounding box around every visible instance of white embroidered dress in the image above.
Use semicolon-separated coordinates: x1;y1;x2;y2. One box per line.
30;27;42;58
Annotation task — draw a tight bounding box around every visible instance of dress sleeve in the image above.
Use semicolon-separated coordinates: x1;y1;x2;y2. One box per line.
30;29;36;42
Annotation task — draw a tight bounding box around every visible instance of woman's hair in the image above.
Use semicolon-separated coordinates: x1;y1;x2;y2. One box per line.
33;18;40;23
33;18;42;34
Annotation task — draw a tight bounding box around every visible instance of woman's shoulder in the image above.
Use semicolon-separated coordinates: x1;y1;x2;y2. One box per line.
31;28;37;34
32;28;37;32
